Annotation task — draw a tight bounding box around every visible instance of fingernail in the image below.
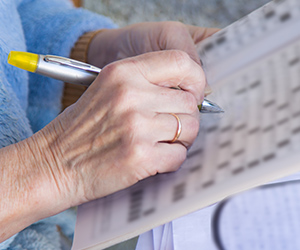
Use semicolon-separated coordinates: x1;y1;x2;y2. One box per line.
204;85;212;96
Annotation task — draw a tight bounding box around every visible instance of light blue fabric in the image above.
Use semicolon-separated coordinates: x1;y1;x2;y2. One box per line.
0;0;115;249
19;0;116;132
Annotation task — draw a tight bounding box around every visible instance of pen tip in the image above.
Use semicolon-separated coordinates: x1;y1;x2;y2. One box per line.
199;99;224;113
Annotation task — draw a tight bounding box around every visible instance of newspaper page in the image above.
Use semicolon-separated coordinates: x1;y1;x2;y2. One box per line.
73;0;300;249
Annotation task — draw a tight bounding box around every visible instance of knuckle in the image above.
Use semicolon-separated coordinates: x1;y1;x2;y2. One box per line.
101;60;142;110
101;60;130;82
172;21;186;28
162;21;186;33
169;50;191;72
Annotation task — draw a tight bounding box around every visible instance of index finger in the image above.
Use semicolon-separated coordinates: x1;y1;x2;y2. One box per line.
129;50;206;105
186;25;220;44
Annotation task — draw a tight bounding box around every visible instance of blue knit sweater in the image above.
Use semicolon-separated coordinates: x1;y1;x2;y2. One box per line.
0;0;115;249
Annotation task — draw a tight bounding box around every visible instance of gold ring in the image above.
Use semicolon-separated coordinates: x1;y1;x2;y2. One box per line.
170;113;182;143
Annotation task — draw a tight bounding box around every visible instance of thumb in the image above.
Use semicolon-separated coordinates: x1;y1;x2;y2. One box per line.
127;50;206;104
186;25;220;44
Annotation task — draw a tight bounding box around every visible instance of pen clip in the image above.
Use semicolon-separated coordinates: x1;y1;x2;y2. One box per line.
44;55;101;73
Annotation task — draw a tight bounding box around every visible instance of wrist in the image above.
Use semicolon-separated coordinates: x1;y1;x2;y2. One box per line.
18;130;72;215
0;130;71;242
30;122;78;209
18;125;75;213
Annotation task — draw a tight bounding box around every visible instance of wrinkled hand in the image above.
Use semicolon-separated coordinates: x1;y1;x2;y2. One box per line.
88;21;219;67
88;22;218;95
0;23;214;243
40;50;205;206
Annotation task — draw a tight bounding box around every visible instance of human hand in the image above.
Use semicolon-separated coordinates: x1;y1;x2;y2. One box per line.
1;21;212;247
88;21;218;70
1;50;206;242
40;50;205;207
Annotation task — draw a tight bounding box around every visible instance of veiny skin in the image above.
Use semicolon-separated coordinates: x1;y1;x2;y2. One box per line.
1;22;218;242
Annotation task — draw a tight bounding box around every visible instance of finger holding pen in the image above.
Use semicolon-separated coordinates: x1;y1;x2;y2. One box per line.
38;50;204;204
8;50;223;113
0;50;205;237
2;20;224;243
87;22;219;93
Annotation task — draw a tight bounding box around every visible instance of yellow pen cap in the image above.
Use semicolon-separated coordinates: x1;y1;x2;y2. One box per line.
7;51;39;72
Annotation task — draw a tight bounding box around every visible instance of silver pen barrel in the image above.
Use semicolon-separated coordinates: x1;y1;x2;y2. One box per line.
8;51;223;113
36;55;100;86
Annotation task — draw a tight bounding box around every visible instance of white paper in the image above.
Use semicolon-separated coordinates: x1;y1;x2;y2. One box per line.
72;0;300;249
136;230;154;250
172;206;218;250
218;180;300;250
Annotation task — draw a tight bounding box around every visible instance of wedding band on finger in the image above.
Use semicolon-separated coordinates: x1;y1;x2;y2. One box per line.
170;113;182;143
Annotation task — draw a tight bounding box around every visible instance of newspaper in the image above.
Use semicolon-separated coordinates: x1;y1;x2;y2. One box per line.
72;0;300;249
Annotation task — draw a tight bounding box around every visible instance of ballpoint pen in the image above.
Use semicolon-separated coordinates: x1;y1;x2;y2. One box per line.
7;51;224;113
